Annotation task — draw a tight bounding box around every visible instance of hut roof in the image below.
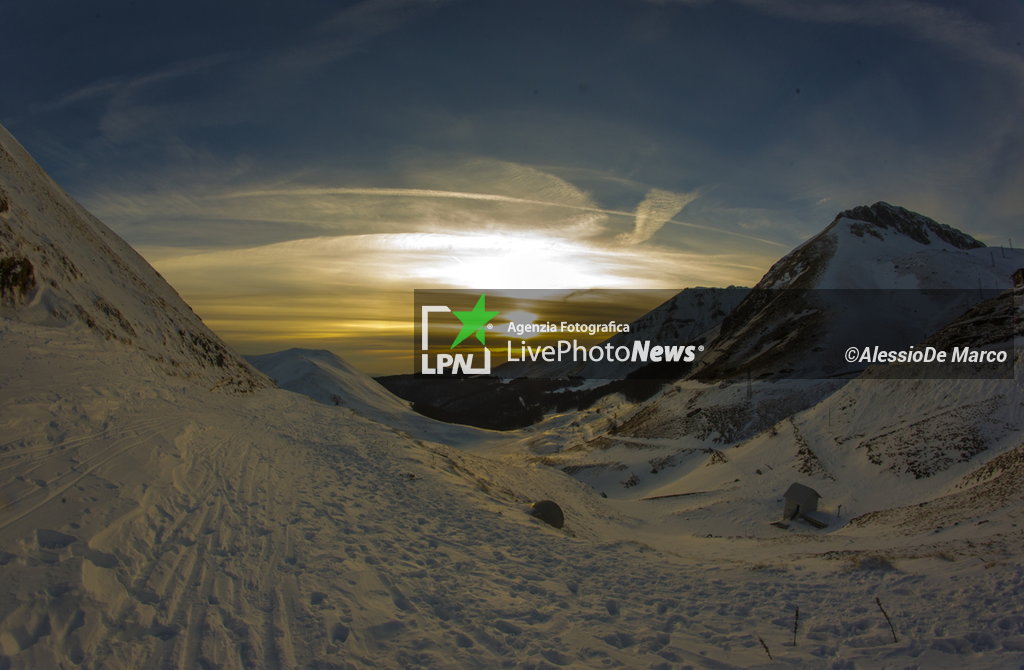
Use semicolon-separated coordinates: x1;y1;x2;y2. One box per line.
784;482;820;500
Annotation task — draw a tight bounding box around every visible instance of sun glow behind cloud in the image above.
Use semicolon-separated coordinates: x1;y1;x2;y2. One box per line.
391;231;656;289
139;218;768;374
116;158;778;374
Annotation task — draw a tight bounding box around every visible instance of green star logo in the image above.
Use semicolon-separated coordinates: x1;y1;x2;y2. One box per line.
450;294;499;349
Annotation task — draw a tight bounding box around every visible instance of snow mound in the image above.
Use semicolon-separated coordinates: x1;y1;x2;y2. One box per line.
247;348;411;413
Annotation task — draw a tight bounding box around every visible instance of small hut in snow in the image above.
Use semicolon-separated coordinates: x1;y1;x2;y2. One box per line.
1013;268;1024;289
782;483;821;522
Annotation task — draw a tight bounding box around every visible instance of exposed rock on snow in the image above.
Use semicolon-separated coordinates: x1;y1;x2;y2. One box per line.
529;500;565;529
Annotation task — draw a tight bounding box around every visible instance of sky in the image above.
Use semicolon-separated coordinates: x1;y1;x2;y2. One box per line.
3;0;1023;375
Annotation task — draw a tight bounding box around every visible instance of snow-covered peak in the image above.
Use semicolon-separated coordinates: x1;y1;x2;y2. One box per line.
0;123;268;391
833;201;984;250
754;202;1006;293
691;203;1024;382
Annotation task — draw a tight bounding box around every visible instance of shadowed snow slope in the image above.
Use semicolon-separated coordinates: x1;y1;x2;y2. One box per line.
0;125;268;392
2;125;1023;669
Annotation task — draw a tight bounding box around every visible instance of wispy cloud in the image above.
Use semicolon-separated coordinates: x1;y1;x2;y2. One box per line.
36;53;240;114
617;188;699;245
217;184;786;248
34;0;456;144
85;152;789;251
272;0;457;73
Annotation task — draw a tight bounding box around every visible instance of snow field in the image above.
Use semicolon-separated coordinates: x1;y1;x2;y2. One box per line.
3;324;1024;669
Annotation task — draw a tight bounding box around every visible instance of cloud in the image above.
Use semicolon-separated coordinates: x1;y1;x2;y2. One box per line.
139;229;771;373
224;185;617;235
35;0;455;144
255;0;459;75
617;188;699;245
87;158;619;247
36;53;240;114
82;150;792;259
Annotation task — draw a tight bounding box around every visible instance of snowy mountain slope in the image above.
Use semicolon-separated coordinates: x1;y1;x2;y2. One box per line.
850;440;1024;537
545;288;1023;540
694;202;1023;382
634;203;1022;427
756;201;988;293
521;204;1024;500
515;377;844;499
0;124;267;391
773;288;1024;517
483;297;1024;631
